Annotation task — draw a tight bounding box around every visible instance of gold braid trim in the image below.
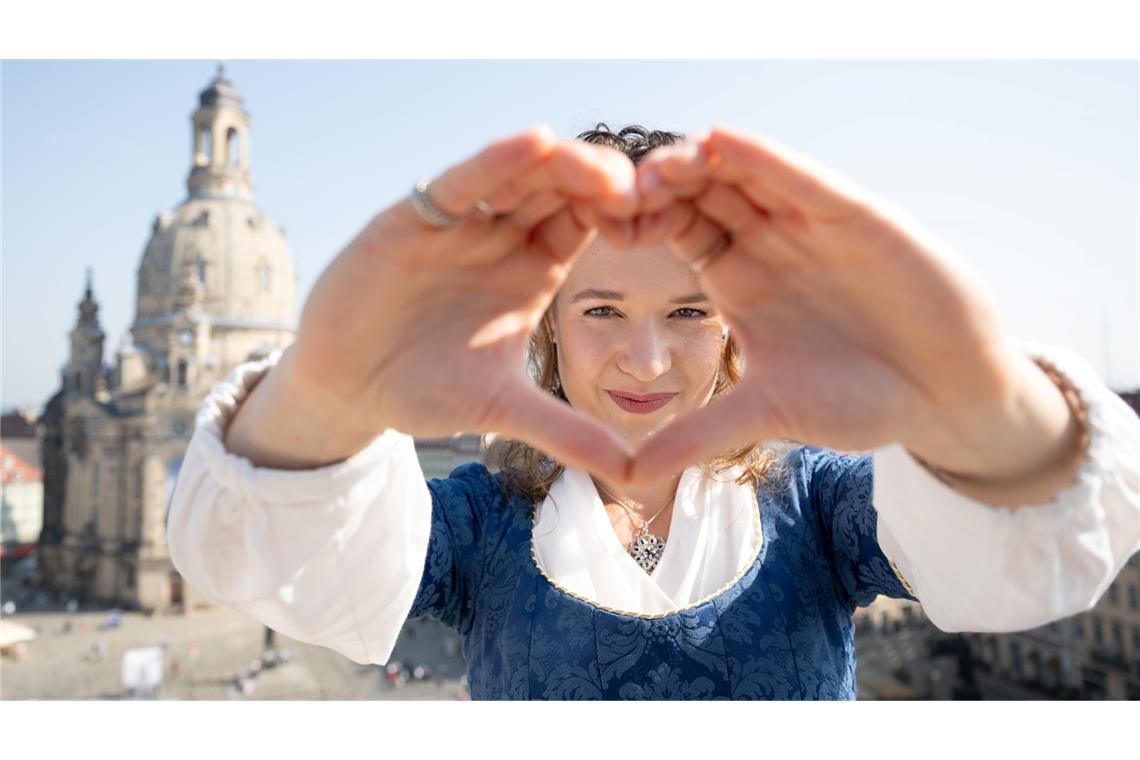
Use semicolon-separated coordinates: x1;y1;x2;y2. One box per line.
887;555;917;598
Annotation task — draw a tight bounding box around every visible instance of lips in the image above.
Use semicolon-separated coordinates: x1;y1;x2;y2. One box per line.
606;390;678;414
609;390;676;402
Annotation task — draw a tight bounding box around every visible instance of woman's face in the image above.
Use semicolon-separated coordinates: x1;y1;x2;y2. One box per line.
549;238;728;450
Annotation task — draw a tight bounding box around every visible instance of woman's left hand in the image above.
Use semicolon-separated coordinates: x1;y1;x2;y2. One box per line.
624;126;1048;485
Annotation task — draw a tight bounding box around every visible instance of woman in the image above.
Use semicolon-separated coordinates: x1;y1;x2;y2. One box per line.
168;123;1138;699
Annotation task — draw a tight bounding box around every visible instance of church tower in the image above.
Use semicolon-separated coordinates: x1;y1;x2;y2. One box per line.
40;65;299;613
133;64;297;379
187;63;253;201
64;268;106;397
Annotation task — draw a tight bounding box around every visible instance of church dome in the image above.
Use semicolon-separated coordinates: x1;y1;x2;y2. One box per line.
130;65;297;370
134;198;296;330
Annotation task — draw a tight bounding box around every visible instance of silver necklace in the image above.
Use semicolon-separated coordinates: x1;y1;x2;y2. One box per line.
593;480;675;574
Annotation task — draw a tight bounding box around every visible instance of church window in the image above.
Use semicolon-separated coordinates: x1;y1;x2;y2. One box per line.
91;461;100;500
227;127;240;166
196;259;208;284
258;262;272;293
133;461;144;500
201;127;213;166
164;458;184;526
177;358;188;388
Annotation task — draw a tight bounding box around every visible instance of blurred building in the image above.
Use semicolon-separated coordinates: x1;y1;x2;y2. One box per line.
962;554;1140;699
33;65;485;612
37;65;297;610
417;435;487;480
963;389;1140;700
848;389;1140;700
1;442;44;564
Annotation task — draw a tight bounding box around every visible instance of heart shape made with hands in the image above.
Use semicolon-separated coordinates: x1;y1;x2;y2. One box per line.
607;126;1013;488
401;125;1013;491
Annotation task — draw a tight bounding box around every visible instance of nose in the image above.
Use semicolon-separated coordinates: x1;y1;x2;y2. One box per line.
616;320;674;383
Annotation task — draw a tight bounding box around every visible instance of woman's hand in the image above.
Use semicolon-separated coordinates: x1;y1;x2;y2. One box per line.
627;126;1031;484
289;126;640;484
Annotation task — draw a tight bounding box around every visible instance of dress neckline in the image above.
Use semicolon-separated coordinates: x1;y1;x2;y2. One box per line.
590;477;683;580
527;466;765;620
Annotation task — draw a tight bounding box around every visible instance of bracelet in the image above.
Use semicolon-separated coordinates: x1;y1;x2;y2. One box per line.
911;355;1091;490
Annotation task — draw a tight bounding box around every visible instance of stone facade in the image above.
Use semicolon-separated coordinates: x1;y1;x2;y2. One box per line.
35;65;488;613
36;66;299;612
964;542;1140;700
963;392;1140;700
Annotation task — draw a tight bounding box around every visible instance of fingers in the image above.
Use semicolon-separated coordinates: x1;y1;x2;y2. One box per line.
408;126;639;245
702;127;877;222
596;215;636;249
493;378;634;485
635;127;879;224
426;125;557;219
692;182;771;237
627;389;778;485
481;140;640;220
506;190;568;231
658;200;735;275
530;206;597;266
636;135;717;213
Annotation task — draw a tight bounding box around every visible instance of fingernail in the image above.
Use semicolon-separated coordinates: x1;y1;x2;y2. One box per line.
640;166;662;194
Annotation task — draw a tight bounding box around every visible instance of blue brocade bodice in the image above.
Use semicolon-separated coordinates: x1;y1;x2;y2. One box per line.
407;446;918;700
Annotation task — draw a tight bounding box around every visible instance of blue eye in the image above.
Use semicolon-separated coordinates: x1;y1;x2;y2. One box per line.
584;306;616;317
583;306;708;319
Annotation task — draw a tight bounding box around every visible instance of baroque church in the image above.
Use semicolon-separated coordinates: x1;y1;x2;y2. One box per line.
36;65;482;612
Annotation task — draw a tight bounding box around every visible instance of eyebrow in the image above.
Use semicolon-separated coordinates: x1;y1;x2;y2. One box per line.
569;288;709;305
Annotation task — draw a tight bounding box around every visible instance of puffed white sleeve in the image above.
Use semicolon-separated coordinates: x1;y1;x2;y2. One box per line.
870;338;1140;633
165;348;432;665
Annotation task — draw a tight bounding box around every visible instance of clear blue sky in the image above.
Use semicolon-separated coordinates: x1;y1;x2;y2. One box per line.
2;60;1137;411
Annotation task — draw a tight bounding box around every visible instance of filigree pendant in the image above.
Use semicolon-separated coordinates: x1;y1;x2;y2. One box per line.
628;533;667;574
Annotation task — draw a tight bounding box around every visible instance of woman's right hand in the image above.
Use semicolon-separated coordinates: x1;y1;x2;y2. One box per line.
287;126;640;484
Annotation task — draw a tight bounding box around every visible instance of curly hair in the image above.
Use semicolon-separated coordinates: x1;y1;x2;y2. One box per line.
574;123;686;165
484;123;793;505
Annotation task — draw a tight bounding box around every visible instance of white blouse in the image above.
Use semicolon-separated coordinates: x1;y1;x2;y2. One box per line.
166;338;1140;666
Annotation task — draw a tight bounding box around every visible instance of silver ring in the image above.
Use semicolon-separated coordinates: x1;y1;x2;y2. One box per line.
691;230;732;273
411;178;461;229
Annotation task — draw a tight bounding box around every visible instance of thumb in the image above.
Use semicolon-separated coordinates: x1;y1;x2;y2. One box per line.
491;377;634;486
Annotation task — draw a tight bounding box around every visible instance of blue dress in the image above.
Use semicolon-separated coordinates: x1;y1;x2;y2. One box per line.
407;445;918;700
